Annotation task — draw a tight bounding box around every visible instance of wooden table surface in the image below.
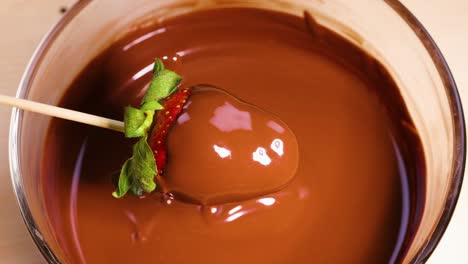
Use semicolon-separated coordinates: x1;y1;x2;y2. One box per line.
0;0;467;263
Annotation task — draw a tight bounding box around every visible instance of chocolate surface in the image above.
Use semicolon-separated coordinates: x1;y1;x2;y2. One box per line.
42;8;424;264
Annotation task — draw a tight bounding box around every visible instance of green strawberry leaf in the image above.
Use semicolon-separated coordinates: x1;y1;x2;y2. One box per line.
124;107;155;138
152;57;165;74
141;100;164;112
112;137;157;197
142;68;182;104
112;160;131;198
113;58;183;198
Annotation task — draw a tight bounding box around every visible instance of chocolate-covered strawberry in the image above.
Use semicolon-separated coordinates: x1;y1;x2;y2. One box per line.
159;85;299;205
113;59;299;204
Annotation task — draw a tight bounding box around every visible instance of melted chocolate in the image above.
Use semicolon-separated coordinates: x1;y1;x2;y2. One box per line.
41;8;424;264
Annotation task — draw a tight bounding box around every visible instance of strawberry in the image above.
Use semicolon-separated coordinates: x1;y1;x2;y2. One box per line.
148;87;191;174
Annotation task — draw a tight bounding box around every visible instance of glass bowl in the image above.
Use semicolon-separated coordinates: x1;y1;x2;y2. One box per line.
9;0;465;263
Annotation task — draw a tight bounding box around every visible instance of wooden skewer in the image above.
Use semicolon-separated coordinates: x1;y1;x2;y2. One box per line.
0;94;125;133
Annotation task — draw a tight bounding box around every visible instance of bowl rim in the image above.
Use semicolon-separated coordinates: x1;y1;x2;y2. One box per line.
8;1;92;263
383;1;466;262
8;0;466;263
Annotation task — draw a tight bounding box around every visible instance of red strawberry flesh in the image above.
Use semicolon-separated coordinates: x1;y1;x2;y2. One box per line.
149;88;191;174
